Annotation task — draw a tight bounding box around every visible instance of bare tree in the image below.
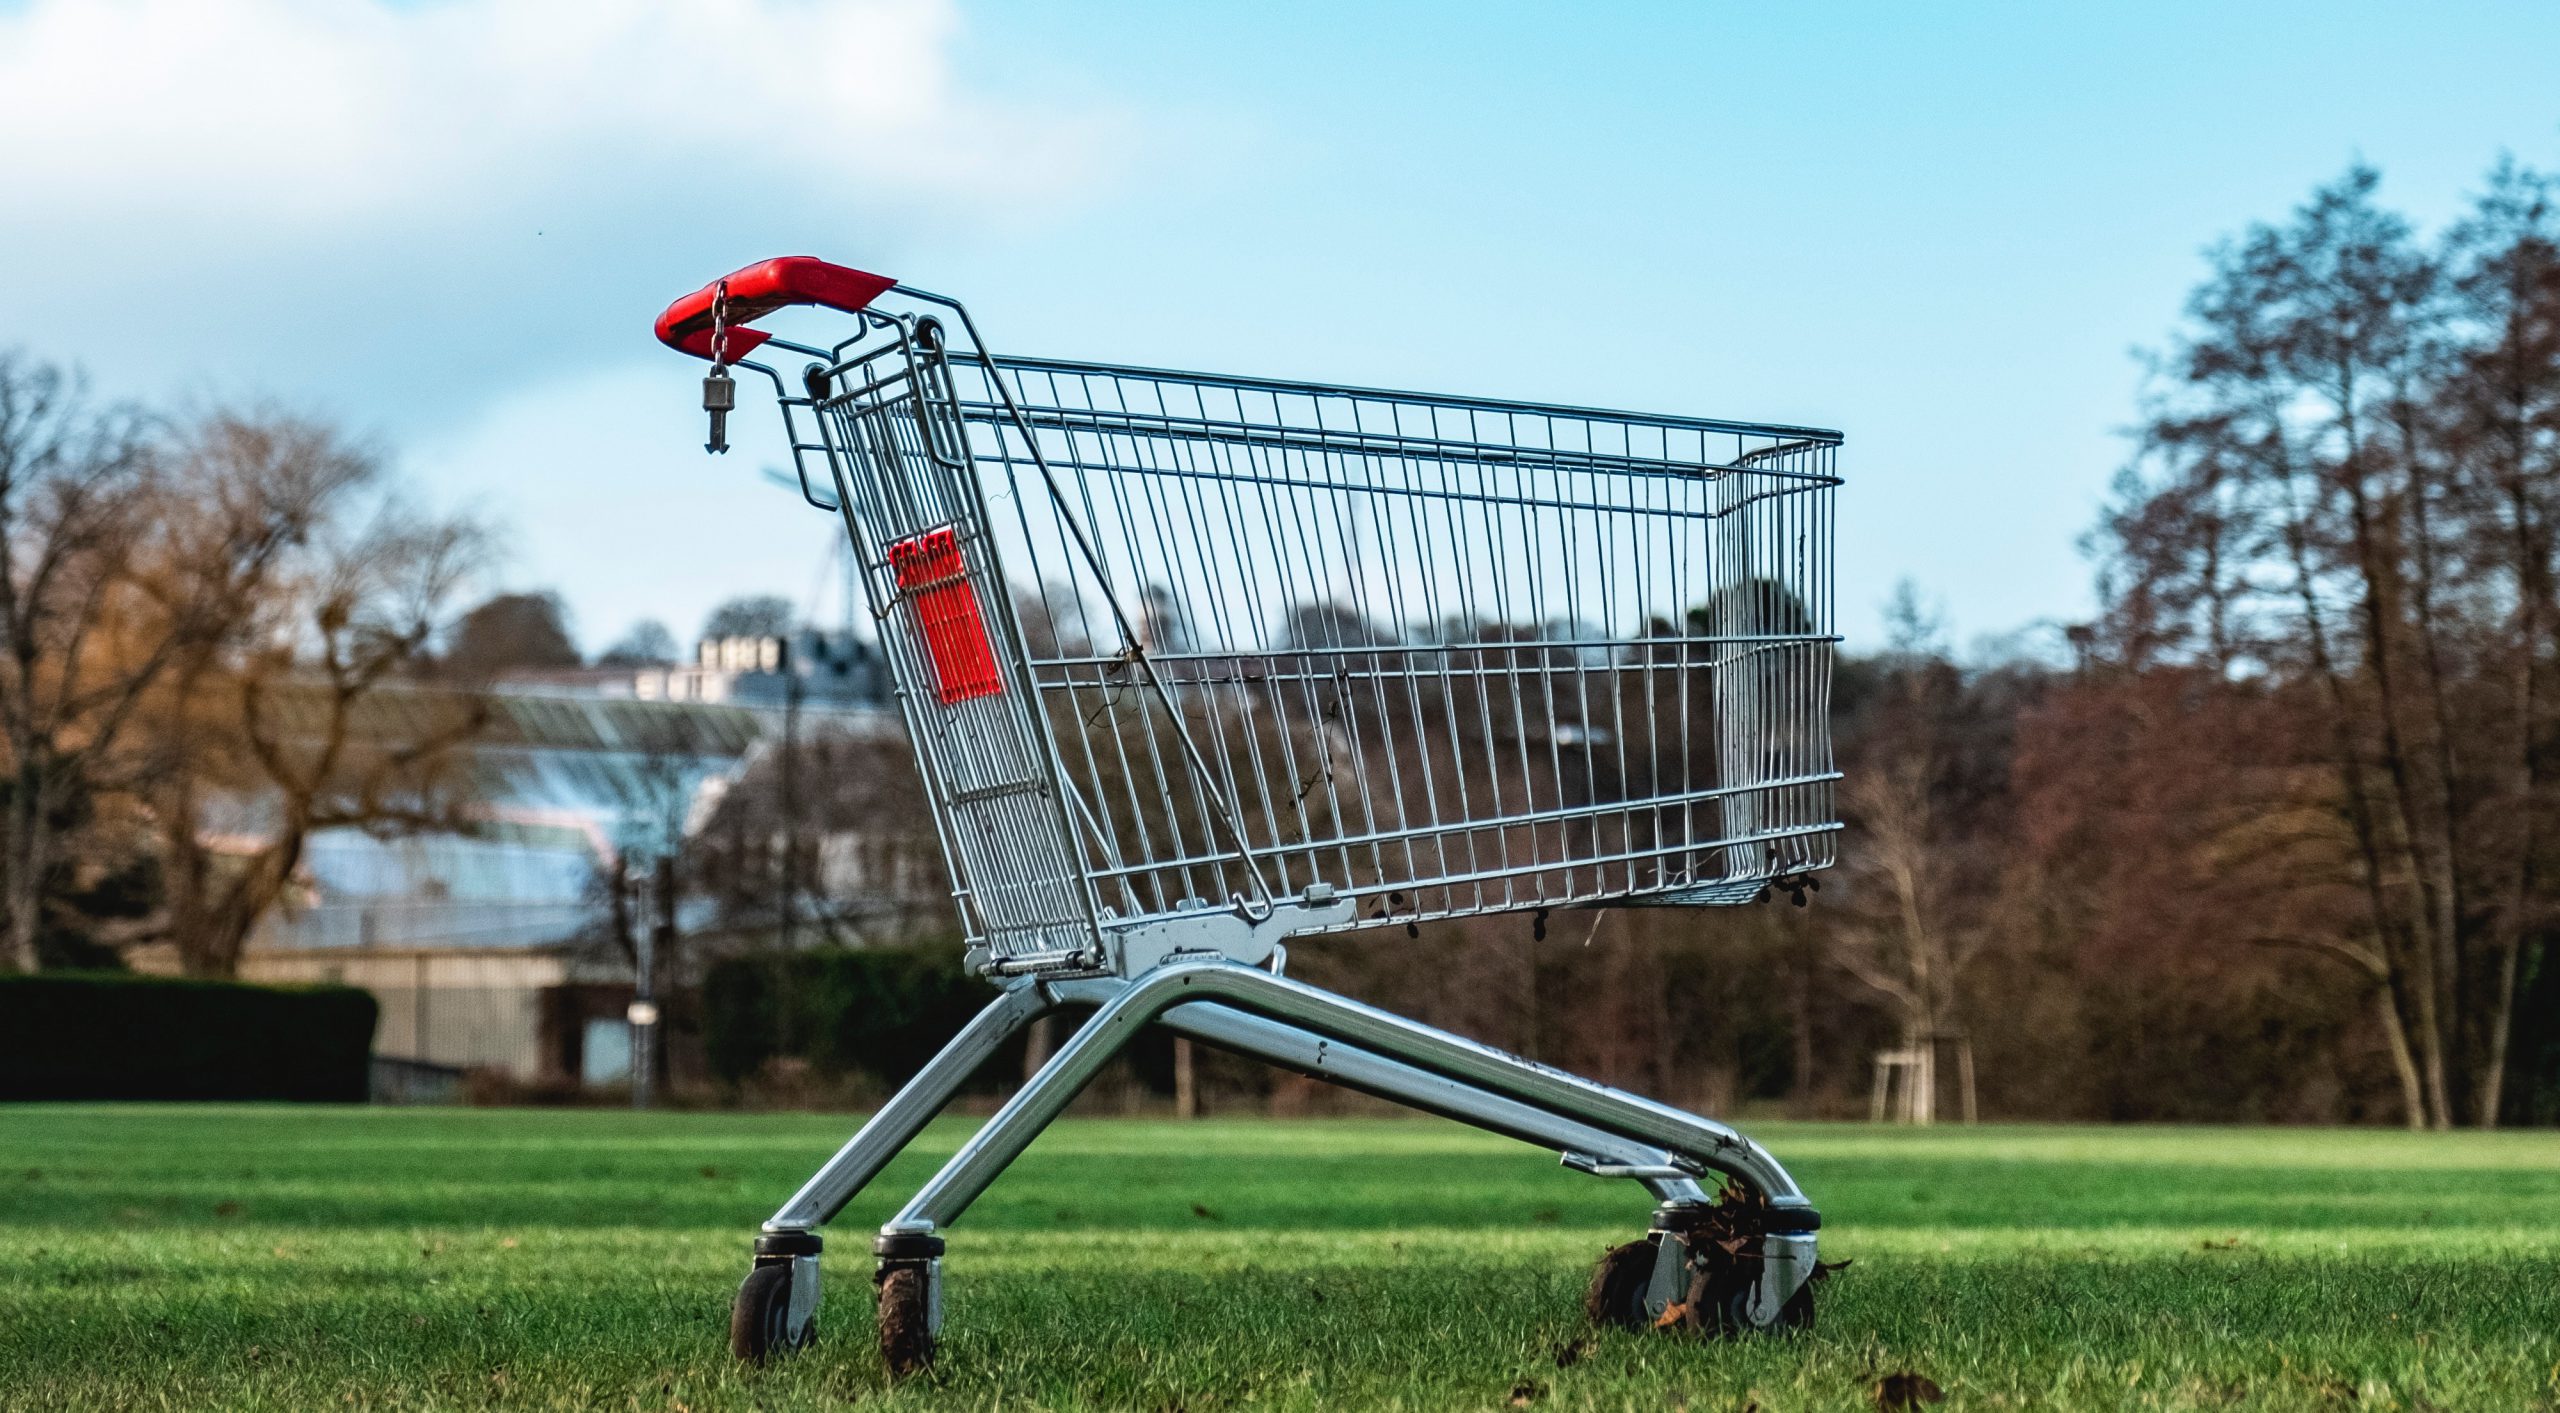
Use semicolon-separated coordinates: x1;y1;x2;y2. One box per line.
2;357;168;972
701;594;796;642
132;414;489;975
1827;591;1991;1120
444;590;580;677
2097;162;2560;1126
599;619;680;667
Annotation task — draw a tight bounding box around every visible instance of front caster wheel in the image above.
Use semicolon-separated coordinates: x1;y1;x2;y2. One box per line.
876;1263;936;1377
731;1261;816;1363
1584;1237;1662;1328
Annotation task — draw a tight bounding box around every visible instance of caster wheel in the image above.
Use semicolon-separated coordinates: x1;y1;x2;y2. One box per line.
1584;1237;1661;1328
1777;1278;1817;1333
1677;1238;1819;1337
1693;1269;1817;1336
731;1261;815;1364
1584;1232;1819;1336
876;1263;935;1377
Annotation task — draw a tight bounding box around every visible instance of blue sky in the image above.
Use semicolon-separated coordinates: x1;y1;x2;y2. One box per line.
5;0;2556;656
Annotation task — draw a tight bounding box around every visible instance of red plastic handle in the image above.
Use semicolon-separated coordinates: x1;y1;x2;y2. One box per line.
654;256;897;361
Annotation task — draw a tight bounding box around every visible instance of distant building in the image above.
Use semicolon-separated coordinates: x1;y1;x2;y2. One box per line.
231;637;911;1087
493;629;888;709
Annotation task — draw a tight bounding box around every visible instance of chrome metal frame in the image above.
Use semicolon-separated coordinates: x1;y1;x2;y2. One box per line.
718;280;1838;1353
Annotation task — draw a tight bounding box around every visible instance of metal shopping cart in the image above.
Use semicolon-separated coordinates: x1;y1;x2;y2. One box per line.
655;257;1844;1372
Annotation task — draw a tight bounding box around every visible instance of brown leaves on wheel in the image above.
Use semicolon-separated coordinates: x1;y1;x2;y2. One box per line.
1691;1181;1777;1247
875;1266;935;1380
1590;1182;1842;1336
1659;1182;1780;1335
1583;1238;1658;1327
1874;1372;1945;1410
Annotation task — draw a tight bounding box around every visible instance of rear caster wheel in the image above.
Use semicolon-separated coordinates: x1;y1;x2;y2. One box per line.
1696;1271;1815;1335
876;1263;936;1377
1583;1231;1819;1335
731;1260;816;1363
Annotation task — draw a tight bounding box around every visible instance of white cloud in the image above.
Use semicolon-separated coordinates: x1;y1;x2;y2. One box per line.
0;0;1133;634
0;0;1094;232
0;0;1125;419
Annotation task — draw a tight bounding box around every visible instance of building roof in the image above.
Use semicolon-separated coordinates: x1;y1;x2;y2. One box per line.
248;680;900;954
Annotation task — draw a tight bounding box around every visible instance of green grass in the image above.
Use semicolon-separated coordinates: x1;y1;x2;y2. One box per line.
4;1108;2557;1410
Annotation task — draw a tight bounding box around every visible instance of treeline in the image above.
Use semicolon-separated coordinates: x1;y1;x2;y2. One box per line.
0;358;806;979
12;156;2555;1129
1286;159;2558;1129
0;376;490;977
2081;159;2560;1128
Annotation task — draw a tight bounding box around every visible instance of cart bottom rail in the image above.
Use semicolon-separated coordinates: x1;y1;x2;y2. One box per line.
725;956;1824;1371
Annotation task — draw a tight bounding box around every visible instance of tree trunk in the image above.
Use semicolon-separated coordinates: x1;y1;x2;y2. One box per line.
1021;1015;1055;1089
197;845;301;979
2;778;44;972
2478;937;2522;1126
1788;941;1816;1116
1172;1037;1197;1119
2376;986;2428;1130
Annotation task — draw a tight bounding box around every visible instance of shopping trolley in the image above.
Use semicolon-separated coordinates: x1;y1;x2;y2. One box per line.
655;257;1843;1372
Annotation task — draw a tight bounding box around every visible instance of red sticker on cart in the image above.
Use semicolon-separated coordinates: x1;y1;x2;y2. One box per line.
889;527;1005;706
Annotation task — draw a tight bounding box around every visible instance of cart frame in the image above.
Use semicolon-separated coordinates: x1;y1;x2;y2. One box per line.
656;258;1838;1369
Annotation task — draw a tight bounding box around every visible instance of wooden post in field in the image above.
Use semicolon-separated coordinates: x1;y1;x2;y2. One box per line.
1021;1016;1055;1089
1173;1037;1197;1119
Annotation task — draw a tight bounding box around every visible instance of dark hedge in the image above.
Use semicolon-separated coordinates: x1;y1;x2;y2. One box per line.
0;973;378;1102
704;946;1030;1091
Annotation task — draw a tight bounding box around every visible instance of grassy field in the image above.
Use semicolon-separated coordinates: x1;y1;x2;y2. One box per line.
3;1108;2557;1411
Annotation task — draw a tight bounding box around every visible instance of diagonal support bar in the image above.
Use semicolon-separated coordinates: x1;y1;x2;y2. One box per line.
1144;996;1710;1205
766;983;1052;1232
883;960;1809;1236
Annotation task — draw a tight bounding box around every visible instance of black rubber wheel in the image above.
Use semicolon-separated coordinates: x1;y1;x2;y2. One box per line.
1778;1278;1816;1333
1587;1235;1817;1336
730;1262;811;1364
1698;1269;1817;1336
876;1263;935;1378
1584;1237;1661;1328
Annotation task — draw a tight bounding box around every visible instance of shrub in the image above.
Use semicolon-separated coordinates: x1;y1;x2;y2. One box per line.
704;946;1029;1092
0;972;377;1102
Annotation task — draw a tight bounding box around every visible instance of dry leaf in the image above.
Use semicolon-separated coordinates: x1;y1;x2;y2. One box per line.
1874;1372;1945;1410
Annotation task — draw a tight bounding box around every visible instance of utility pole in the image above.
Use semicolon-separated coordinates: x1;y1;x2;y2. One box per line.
629;860;658;1110
648;852;680;1106
779;656;803;953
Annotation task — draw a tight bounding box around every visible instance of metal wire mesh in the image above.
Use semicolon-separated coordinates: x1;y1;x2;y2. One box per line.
780;301;1841;965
